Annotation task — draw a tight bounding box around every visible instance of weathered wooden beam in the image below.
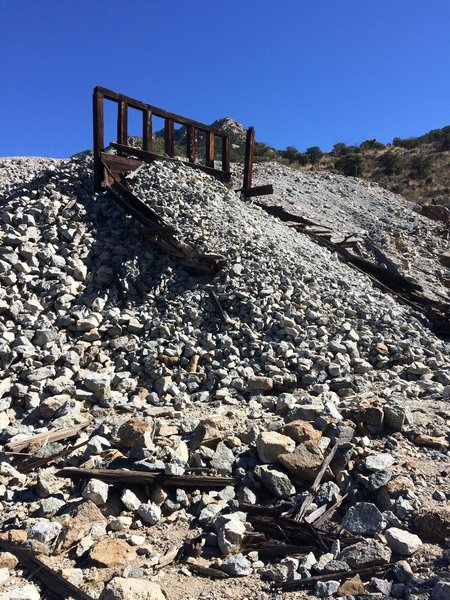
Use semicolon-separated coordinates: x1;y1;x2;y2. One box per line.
187;124;196;163
143;108;153;152
243;126;255;191
222;136;231;173
93;88;104;192
241;184;274;198
117;100;128;146
205;130;215;168
165;118;175;157
57;467;235;488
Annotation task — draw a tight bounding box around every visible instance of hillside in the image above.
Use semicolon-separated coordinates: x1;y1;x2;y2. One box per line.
0;153;449;599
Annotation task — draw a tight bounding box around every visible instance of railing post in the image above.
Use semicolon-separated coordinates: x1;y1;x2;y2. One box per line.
165;118;175;157
205;131;215;168
93;87;104;192
117;100;128;146
187;124;196;163
222;137;230;174
143;109;153;152
243;126;255;192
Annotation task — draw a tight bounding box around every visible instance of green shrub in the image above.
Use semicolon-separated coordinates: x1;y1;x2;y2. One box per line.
377;151;402;175
410;154;433;179
305;146;323;164
334;153;366;177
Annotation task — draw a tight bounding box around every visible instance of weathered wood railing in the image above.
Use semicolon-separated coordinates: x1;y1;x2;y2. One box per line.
93;86;233;192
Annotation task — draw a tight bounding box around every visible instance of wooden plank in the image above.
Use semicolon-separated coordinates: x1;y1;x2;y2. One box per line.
243;126;255;191
95;86;229;138
165;118;175;157
93;88;104;192
117;100;128;145
109;143;231;183
222;137;230;173
205;130;215;168
100;152;142;177
57;467;235;488
143;108;153;152
187;124;196;163
242;184;274;198
6;424;88;453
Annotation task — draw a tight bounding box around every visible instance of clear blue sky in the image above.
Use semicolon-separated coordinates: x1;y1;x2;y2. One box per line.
1;0;450;157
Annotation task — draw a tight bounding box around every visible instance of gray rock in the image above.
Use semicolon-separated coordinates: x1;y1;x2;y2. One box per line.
137;503;161;525
221;553;251;576
28;520;62;544
82;478;109;506
254;464;295;498
432;581;450;600
339;539;392;568
314;580;340;597
342;502;386;534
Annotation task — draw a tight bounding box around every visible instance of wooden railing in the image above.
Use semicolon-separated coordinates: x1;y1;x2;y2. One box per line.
93;86;232;192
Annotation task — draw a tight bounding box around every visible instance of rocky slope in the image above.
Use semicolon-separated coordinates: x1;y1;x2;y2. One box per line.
0;155;449;599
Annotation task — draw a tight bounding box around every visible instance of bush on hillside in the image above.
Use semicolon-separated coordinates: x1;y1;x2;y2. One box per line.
378;151;403;175
305;146;323;164
360;138;386;150
410;154;434;179
334;153;366;177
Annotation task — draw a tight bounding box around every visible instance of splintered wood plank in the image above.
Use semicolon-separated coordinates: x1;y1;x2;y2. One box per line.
143;108;153;152
165;118;175;157
205;130;215;168
187;124;196;163
117;100;128;145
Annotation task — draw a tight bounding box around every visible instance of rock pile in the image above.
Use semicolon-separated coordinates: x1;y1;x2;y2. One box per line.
0;154;449;599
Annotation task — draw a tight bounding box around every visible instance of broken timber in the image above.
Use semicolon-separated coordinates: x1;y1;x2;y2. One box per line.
57;467;235;489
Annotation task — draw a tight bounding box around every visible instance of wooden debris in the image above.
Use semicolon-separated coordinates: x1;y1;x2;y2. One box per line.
57;467;235;489
275;565;388;591
209;290;234;326
155;545;180;570
6;424;88;453
15;439;89;474
186;561;230;579
0;539;96;600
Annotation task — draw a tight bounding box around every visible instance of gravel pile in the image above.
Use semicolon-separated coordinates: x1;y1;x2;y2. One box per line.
0;154;449;599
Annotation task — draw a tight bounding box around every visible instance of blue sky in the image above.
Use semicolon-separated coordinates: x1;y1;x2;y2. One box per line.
1;0;450;157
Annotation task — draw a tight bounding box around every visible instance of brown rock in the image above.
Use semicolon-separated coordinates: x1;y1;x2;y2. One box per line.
246;375;273;392
278;441;327;481
90;539;136;567
58;500;107;550
377;475;414;510
413;433;449;449
338;575;366;596
413;507;450;543
0;552;19;569
280;420;321;444
359;403;384;426
118;418;153;448
0;530;27;544
158;354;178;367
